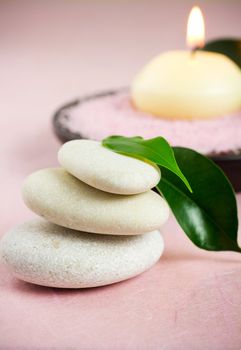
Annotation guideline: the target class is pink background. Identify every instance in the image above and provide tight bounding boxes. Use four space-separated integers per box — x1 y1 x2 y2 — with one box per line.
0 1 241 349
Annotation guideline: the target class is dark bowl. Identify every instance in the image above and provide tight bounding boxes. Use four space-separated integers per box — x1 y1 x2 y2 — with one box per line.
52 89 241 192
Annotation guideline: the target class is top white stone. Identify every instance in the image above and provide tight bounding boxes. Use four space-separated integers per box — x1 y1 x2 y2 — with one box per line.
58 140 161 194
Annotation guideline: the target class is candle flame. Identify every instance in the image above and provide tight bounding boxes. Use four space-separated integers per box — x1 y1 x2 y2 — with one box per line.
186 6 205 49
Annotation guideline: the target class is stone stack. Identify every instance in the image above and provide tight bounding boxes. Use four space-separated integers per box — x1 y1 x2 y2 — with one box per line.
0 140 170 288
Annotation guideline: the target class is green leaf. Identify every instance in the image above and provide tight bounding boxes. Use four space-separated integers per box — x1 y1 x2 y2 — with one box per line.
202 38 241 69
157 147 240 253
102 135 192 192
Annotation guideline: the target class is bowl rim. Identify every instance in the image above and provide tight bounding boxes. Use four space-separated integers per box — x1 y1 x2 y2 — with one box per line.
52 89 122 143
52 88 241 162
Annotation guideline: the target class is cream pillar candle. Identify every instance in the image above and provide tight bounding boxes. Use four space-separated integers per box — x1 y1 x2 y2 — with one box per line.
131 7 241 120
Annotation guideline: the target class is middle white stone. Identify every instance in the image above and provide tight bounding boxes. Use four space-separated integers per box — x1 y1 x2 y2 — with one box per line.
22 168 169 235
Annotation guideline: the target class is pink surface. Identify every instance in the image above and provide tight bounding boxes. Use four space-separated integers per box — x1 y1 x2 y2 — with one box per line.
0 1 241 349
68 92 241 154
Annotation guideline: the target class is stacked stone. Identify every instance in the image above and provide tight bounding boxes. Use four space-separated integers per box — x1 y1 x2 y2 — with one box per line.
0 140 170 288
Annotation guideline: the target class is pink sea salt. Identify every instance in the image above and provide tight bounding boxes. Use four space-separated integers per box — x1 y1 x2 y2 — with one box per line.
66 92 241 155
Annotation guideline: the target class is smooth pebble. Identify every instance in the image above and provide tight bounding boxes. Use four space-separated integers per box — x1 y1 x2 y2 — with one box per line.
58 140 161 194
22 168 169 235
0 219 164 288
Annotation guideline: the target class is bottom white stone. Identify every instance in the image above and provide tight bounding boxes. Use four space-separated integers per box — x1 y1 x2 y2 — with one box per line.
0 219 164 288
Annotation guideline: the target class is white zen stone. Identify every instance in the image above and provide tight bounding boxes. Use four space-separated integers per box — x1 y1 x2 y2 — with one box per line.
22 168 169 235
58 140 161 194
0 219 164 288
